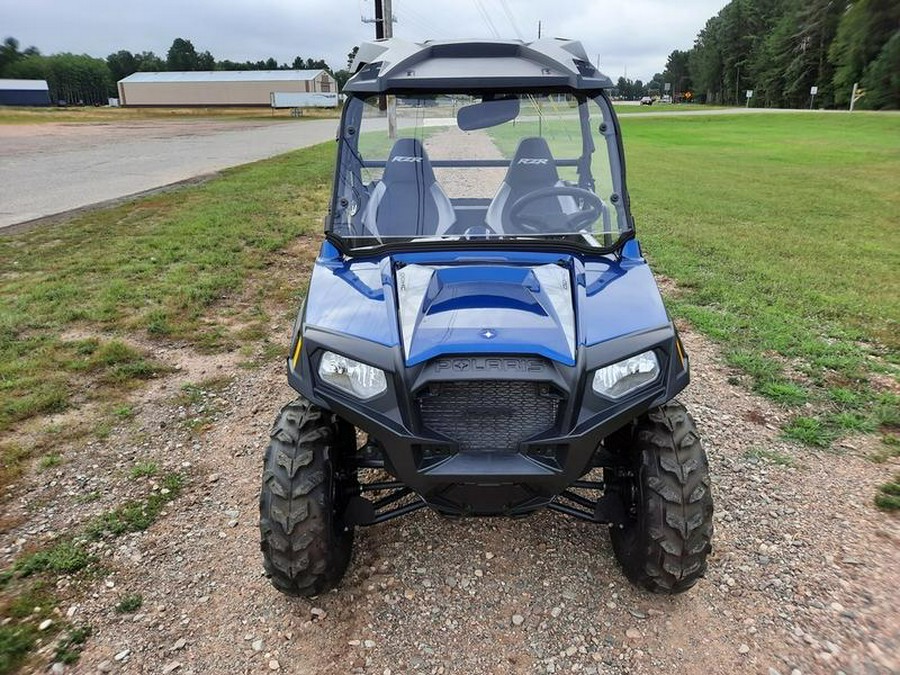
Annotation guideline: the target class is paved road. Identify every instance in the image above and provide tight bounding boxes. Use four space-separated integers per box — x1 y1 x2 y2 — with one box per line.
0 118 338 229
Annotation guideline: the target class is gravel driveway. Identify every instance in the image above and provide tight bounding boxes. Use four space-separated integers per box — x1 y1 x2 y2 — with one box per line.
2 245 896 674
0 118 338 229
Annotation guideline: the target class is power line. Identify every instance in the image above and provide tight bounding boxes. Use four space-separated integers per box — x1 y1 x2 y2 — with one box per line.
394 0 450 38
359 0 379 25
472 0 501 37
497 0 523 39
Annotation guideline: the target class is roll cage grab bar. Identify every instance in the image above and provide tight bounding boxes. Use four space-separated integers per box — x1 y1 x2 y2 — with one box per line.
359 158 582 169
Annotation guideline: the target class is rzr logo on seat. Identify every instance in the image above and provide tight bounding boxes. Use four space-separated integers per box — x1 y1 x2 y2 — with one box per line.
517 158 549 165
391 156 423 163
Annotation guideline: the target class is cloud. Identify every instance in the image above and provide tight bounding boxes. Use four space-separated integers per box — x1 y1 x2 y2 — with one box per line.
0 0 727 80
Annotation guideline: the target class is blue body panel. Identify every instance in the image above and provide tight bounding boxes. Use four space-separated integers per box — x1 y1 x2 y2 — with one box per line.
302 241 669 363
577 259 669 347
304 250 399 347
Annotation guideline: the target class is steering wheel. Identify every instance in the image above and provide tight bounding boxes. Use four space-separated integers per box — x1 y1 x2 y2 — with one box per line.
507 186 605 234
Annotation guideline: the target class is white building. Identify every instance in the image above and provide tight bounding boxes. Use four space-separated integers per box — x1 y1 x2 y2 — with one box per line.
117 70 338 107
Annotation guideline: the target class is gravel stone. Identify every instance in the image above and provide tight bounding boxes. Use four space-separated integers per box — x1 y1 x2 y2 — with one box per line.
1 266 896 674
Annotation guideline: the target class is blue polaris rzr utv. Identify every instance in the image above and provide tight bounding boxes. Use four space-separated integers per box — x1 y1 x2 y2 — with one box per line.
260 38 713 597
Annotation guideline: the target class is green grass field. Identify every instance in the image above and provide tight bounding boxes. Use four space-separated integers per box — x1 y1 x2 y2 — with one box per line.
613 103 730 115
622 113 899 445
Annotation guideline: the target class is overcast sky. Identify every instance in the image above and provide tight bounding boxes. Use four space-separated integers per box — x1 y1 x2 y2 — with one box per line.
0 0 728 81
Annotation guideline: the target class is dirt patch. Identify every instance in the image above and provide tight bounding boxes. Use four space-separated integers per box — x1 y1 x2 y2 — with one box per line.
653 274 685 299
1 287 898 675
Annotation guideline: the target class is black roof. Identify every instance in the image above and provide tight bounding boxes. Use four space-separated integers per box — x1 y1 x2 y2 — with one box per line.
344 38 614 94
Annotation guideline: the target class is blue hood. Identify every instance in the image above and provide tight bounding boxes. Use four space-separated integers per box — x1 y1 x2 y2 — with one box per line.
395 263 575 366
302 243 670 367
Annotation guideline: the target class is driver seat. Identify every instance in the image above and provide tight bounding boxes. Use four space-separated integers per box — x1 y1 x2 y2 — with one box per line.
362 138 456 238
485 137 578 234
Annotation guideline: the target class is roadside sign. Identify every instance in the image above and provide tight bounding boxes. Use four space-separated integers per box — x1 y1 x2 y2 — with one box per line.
664 82 670 92
810 86 818 95
745 90 753 98
850 82 866 111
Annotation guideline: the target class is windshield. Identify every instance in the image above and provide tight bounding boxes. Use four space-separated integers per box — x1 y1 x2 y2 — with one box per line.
329 92 631 253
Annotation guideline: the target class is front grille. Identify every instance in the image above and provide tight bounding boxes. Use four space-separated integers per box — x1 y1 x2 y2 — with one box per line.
418 381 559 452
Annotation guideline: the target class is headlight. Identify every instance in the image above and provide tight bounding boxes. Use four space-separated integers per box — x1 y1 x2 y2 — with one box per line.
318 351 387 399
592 350 660 399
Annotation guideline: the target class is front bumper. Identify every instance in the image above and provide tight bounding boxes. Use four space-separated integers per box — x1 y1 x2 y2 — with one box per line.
289 324 688 517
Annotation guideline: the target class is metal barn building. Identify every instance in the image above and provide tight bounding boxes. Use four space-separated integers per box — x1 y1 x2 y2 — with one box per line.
0 79 51 106
117 70 338 107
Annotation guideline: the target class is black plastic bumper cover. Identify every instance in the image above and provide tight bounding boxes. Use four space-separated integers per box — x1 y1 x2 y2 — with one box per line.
288 324 689 517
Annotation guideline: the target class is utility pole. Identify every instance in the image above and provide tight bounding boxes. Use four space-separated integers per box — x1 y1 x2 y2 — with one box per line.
367 0 388 112
537 21 542 39
383 0 393 39
383 0 396 139
374 0 384 39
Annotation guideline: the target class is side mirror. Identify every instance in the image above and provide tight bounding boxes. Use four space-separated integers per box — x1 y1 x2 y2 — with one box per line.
457 97 520 131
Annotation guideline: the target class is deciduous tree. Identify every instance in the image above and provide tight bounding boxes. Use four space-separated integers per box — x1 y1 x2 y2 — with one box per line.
166 38 200 71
